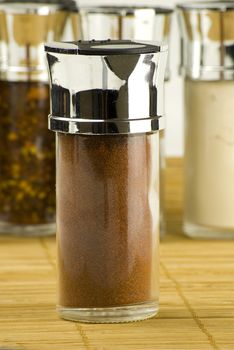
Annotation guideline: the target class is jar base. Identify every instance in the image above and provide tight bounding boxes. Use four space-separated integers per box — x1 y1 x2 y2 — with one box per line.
0 222 56 237
57 301 159 324
184 222 234 239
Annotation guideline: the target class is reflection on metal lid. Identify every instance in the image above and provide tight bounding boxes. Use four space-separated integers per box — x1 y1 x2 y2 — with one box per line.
91 44 146 49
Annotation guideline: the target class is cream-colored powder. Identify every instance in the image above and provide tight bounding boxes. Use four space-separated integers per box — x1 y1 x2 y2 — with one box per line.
185 79 234 232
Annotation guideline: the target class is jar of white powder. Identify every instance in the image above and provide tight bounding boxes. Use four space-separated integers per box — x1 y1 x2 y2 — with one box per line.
177 1 234 239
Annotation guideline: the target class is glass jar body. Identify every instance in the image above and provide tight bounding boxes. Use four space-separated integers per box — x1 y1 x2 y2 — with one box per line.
0 80 56 236
184 79 234 239
159 129 166 235
56 132 160 323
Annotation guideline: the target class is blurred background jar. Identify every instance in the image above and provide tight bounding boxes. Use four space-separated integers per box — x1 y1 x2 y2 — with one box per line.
0 0 80 236
177 1 234 239
80 5 173 237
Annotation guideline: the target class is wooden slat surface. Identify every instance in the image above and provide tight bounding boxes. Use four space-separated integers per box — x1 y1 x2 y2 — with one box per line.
1 158 234 350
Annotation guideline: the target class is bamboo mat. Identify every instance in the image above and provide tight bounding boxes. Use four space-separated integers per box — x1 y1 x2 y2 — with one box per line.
0 158 234 350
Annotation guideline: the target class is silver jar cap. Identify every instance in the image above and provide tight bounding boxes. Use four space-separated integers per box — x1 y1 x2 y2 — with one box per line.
177 1 234 80
0 0 79 81
0 0 78 13
45 40 168 135
80 6 173 15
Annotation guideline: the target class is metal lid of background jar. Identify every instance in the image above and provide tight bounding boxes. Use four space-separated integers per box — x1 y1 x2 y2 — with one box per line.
177 1 234 81
80 6 173 80
177 1 234 11
81 6 173 15
0 0 79 82
45 40 168 135
80 6 173 43
0 0 78 13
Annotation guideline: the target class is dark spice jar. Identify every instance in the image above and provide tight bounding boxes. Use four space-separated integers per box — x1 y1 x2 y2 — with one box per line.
45 40 168 323
0 0 80 236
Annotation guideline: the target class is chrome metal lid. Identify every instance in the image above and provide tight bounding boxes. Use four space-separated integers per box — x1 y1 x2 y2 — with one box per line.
177 1 234 80
45 40 168 135
45 40 167 55
0 0 78 12
81 6 173 15
177 1 234 10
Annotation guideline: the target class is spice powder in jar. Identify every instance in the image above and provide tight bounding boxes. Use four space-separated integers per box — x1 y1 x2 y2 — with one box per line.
57 133 159 308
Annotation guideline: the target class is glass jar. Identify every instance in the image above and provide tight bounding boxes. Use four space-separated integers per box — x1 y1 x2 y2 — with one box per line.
0 0 80 236
46 40 168 323
178 1 234 239
80 6 173 236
